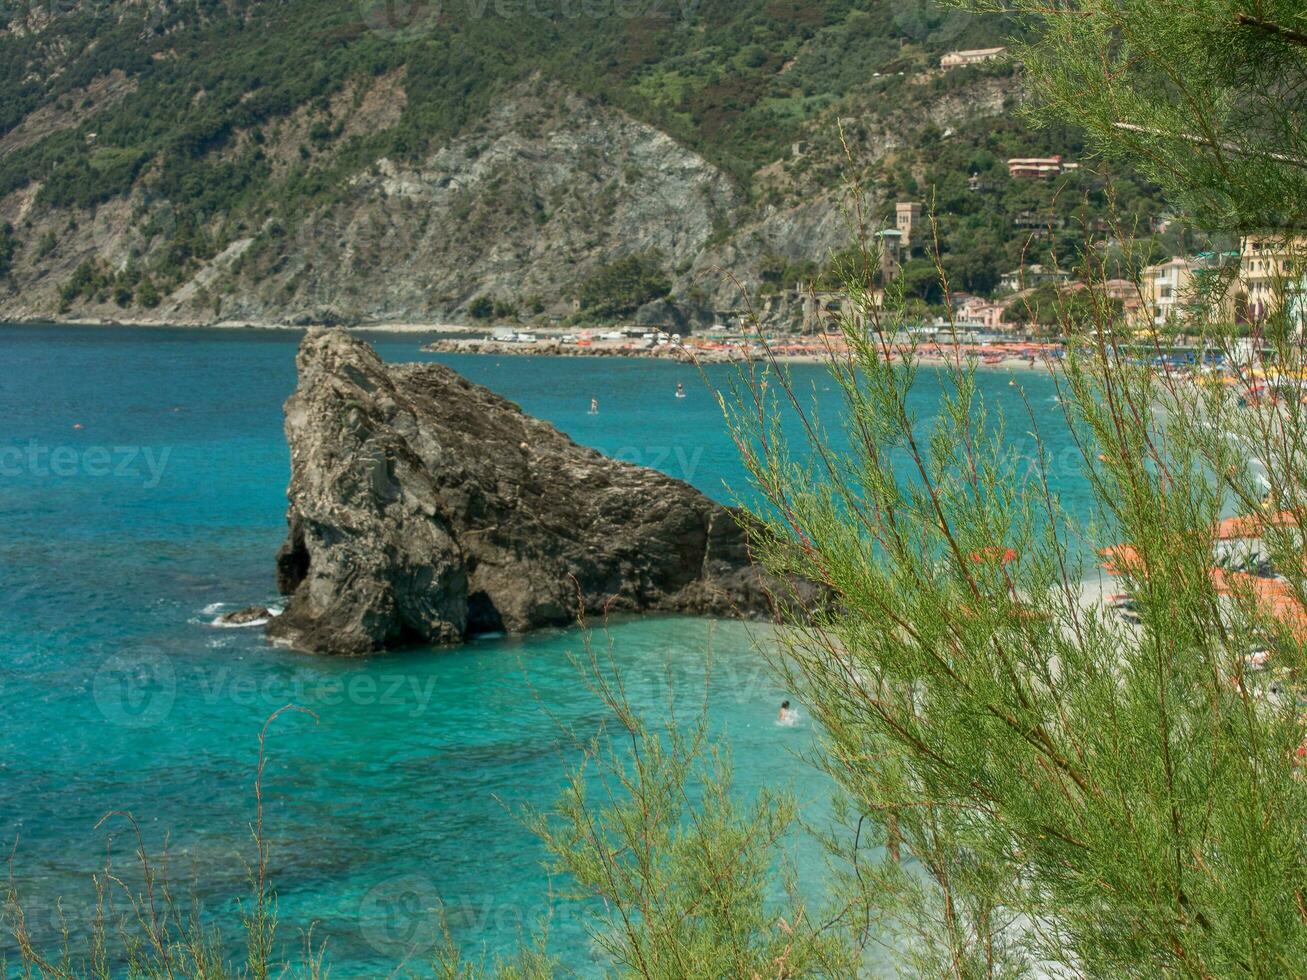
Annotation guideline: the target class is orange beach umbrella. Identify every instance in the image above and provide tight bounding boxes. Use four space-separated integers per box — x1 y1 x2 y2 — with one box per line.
1099 544 1145 577
1214 511 1299 541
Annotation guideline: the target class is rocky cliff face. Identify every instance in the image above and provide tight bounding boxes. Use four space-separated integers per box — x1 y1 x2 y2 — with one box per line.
0 78 741 326
220 82 739 325
268 329 780 654
0 68 1018 330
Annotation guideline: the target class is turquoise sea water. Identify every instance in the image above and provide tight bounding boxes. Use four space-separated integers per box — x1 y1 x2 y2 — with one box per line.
0 324 1091 975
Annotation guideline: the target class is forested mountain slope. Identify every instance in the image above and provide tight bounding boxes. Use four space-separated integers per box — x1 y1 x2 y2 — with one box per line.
0 0 1172 327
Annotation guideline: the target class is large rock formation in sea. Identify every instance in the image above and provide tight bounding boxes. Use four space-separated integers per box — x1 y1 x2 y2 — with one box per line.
267 329 780 655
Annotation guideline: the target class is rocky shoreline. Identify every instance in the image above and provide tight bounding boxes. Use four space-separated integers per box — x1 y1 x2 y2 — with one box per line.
421 336 762 363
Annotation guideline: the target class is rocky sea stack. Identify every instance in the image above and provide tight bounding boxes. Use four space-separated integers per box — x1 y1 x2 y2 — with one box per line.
267 329 781 654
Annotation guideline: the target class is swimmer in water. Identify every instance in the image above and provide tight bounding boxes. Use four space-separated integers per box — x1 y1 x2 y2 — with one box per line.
589 398 599 415
778 700 797 726
675 382 685 398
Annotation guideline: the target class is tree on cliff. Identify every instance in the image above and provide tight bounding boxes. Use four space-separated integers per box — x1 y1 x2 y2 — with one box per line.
577 252 672 321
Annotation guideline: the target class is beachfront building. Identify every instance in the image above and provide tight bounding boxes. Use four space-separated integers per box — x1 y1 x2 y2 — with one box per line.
801 290 845 334
1126 252 1240 331
1238 235 1307 333
957 295 1007 330
1134 257 1196 329
1007 156 1075 179
999 264 1069 292
940 47 1006 69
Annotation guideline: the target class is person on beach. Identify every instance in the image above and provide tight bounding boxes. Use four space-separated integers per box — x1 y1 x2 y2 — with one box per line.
778 700 797 726
589 397 599 415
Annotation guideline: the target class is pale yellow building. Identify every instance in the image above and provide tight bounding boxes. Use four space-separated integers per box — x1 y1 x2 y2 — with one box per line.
1129 241 1306 332
1238 235 1307 331
1135 257 1196 329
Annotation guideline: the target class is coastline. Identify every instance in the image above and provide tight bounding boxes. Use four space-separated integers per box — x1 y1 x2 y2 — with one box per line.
421 335 1064 371
1 315 1063 372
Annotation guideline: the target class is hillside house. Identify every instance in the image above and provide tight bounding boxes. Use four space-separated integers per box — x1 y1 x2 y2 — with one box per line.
1007 156 1073 179
1013 210 1066 231
957 296 1007 330
940 47 1006 69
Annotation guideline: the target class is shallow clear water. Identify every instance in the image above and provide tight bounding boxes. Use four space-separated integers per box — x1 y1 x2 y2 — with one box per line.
0 324 1087 975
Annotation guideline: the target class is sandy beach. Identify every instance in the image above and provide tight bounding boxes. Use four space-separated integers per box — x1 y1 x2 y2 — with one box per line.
1 316 1064 373
420 334 1065 371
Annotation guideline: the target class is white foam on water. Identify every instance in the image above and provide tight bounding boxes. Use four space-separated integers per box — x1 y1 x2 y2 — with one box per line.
195 599 283 628
210 615 270 628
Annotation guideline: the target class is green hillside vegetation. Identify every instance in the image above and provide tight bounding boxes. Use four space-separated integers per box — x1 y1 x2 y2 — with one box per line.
1 0 1011 212
0 0 1172 317
754 60 1176 303
891 114 1173 298
578 251 672 320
